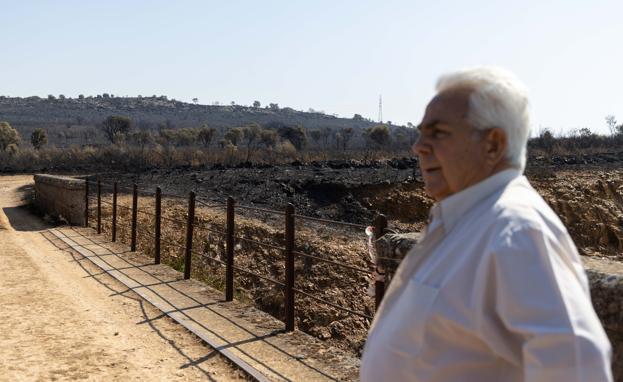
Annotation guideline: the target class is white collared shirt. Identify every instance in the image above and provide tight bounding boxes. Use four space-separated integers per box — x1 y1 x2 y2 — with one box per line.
361 169 612 382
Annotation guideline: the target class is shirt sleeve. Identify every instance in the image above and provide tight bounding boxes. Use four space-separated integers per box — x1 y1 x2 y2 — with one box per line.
485 224 612 382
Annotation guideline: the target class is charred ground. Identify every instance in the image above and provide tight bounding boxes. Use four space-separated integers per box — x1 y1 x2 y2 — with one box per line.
73 152 623 356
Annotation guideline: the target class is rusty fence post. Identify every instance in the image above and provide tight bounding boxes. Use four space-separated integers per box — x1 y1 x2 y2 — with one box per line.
374 214 388 310
155 187 162 265
284 203 295 331
84 177 89 227
226 196 235 301
184 191 195 280
97 180 101 234
131 183 138 251
112 182 117 242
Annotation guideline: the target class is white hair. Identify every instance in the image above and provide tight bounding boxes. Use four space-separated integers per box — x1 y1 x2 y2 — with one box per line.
436 66 531 171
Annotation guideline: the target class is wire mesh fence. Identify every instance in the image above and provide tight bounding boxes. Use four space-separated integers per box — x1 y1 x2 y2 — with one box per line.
85 177 391 331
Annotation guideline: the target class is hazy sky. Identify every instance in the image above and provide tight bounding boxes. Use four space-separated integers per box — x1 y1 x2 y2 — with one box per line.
2 1 622 134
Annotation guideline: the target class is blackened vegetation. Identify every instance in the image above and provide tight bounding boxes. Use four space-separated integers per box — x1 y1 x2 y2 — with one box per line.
97 158 421 225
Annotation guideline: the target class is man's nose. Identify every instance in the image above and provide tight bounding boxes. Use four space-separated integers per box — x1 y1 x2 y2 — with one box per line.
412 136 429 156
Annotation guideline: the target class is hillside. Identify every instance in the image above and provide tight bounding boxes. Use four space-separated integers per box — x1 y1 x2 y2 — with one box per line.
0 95 387 145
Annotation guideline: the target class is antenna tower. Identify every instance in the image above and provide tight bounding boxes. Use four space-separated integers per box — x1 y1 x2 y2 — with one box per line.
378 95 383 123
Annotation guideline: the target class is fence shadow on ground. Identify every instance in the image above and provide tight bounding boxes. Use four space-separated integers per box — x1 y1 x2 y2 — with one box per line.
40 229 222 382
46 226 344 381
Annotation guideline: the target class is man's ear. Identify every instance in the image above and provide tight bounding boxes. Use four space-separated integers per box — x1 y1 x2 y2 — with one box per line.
485 127 508 166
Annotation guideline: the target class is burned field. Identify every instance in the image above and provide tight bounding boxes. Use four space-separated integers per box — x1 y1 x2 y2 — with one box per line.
90 154 623 356
98 158 427 227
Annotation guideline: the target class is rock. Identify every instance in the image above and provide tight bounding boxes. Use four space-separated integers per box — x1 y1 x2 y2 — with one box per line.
375 232 421 282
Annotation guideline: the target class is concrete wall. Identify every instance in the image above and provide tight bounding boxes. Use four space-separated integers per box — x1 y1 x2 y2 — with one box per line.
376 233 623 380
34 174 86 225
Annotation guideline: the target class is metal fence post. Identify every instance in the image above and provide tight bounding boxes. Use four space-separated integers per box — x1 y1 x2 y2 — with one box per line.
226 196 235 301
284 203 295 331
155 187 161 265
184 191 195 280
112 182 117 242
374 214 388 310
97 180 101 234
131 183 138 251
84 177 89 227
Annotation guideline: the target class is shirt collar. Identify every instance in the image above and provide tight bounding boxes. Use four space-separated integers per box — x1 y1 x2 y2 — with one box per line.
429 168 521 234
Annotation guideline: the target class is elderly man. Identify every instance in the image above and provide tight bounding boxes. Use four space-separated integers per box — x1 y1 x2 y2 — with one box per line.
360 67 612 381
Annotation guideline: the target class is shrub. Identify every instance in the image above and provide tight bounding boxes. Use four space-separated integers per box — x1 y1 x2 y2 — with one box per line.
224 127 243 146
101 115 132 143
277 125 307 150
30 128 48 149
277 140 298 161
0 121 21 150
197 126 216 147
364 124 389 149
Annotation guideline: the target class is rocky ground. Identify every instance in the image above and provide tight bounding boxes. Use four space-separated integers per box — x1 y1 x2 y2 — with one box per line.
85 153 623 357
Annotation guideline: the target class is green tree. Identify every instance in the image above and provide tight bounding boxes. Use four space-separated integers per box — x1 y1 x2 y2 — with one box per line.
309 129 322 147
365 124 390 149
260 129 278 148
277 125 307 150
242 123 261 161
157 129 176 145
101 115 132 143
253 100 261 108
224 127 243 146
197 125 216 147
538 129 555 154
0 121 21 150
392 125 414 150
341 127 354 150
30 128 48 149
174 128 198 146
129 130 153 148
578 127 593 138
320 127 332 146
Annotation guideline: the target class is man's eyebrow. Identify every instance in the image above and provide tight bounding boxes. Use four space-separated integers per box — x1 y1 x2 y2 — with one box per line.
420 120 440 130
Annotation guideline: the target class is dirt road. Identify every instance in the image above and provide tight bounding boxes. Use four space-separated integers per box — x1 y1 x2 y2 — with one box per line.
0 175 245 381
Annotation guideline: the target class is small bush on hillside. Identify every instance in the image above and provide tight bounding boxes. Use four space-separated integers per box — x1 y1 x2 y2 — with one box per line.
0 121 21 150
101 115 132 143
30 128 48 149
364 124 389 149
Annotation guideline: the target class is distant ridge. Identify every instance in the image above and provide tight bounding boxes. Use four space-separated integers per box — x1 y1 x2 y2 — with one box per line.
0 96 388 134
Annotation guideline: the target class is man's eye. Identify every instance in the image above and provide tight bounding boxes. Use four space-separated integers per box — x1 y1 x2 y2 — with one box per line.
432 130 448 138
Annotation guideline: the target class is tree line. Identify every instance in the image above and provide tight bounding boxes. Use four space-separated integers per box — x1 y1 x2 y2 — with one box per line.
6 113 622 173
0 114 420 173
88 115 414 155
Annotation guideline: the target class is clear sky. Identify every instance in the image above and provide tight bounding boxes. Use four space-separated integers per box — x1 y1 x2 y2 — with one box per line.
2 0 622 134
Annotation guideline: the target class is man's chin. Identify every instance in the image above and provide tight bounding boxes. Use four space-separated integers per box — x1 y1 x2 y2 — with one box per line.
423 181 450 202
